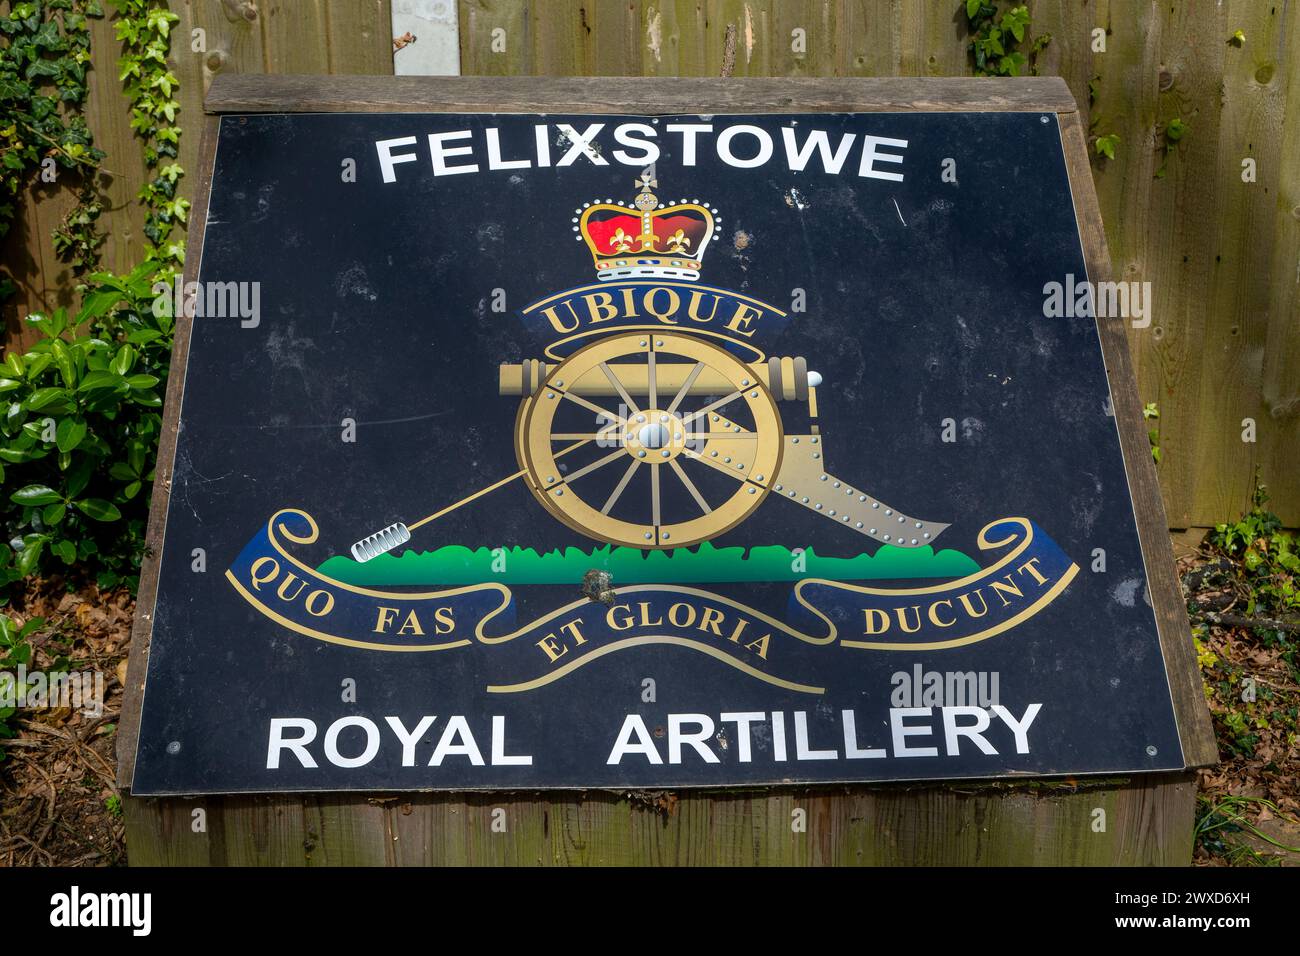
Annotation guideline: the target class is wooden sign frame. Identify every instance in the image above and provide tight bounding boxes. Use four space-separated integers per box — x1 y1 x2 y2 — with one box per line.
116 75 1214 865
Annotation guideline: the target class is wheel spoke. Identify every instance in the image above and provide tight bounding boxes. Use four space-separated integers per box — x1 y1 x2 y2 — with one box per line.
602 460 640 515
681 389 744 426
647 345 658 408
685 431 757 440
665 362 704 415
552 421 623 442
561 390 627 426
669 458 712 514
600 362 641 418
650 463 661 528
563 447 627 484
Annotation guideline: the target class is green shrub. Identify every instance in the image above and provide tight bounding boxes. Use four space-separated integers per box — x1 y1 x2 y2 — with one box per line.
0 612 42 755
1207 486 1300 618
1 260 172 595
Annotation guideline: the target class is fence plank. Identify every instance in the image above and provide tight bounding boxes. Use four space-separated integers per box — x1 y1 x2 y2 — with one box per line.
325 0 395 74
1258 1 1300 519
896 0 967 78
1139 0 1228 528
1194 1 1288 524
459 0 531 75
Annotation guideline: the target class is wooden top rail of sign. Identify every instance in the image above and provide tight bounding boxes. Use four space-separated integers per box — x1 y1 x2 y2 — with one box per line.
115 75 1217 793
202 74 1080 115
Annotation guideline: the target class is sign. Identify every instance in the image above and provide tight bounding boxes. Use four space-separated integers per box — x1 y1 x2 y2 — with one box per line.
128 106 1190 795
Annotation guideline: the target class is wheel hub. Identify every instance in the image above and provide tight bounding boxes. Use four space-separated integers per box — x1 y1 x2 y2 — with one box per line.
626 409 687 461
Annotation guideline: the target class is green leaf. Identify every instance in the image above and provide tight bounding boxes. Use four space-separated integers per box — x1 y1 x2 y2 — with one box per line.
16 539 46 576
51 540 76 565
10 484 62 506
25 386 72 410
55 417 86 452
74 498 121 522
76 288 125 323
76 369 127 392
24 353 52 380
50 338 76 387
111 344 136 375
42 503 66 526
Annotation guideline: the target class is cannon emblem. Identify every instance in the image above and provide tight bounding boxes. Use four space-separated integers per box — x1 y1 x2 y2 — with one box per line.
350 176 948 562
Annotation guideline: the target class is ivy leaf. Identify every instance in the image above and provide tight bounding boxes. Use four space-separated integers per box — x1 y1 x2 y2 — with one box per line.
1095 133 1120 160
74 498 121 522
1002 5 1030 42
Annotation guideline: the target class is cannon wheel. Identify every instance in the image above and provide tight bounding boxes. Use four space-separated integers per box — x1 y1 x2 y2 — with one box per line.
518 331 783 549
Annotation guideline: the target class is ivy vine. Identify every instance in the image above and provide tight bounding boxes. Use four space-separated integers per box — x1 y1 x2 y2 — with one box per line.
964 1 1051 77
110 0 185 275
0 0 105 295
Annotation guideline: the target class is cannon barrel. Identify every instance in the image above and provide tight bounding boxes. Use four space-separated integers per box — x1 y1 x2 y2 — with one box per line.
500 356 820 400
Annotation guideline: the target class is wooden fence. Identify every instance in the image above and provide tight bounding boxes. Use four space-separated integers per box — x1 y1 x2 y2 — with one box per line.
3 0 1297 530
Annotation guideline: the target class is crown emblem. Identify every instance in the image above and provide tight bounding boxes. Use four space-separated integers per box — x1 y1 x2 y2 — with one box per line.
574 172 718 281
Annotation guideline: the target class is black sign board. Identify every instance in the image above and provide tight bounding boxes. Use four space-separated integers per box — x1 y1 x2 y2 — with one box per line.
121 77 1213 795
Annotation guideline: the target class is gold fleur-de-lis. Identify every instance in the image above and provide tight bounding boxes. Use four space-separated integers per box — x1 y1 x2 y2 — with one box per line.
665 229 691 253
609 227 633 252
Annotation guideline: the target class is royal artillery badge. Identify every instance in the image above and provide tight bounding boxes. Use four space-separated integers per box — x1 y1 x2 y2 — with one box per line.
228 173 1079 683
